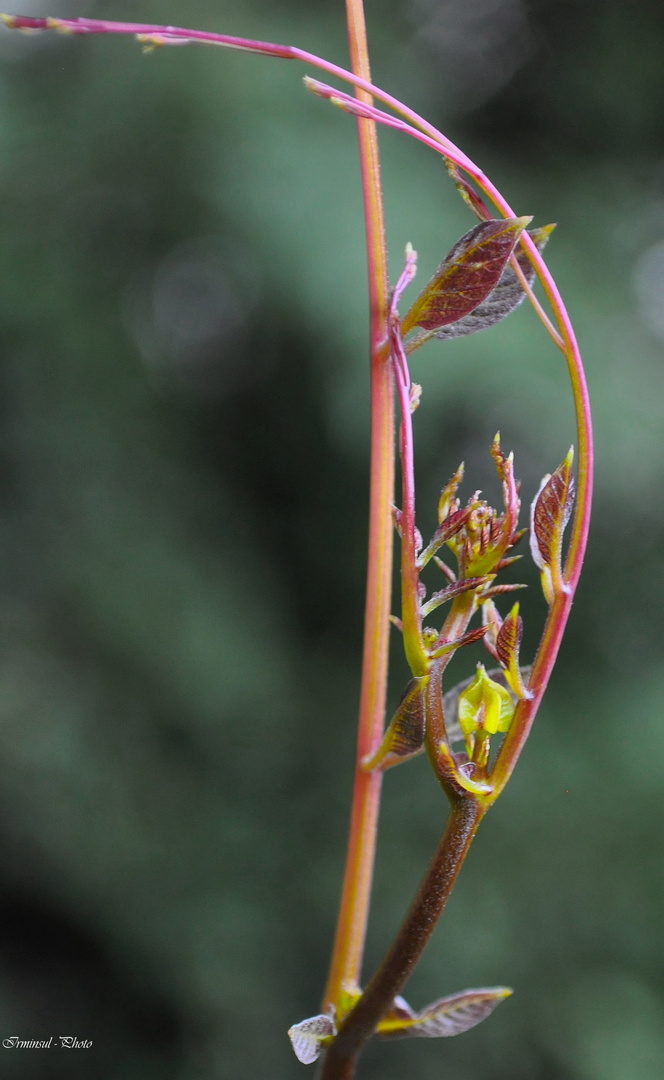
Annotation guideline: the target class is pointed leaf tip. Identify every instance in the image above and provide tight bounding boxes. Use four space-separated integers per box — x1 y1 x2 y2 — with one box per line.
288 1014 336 1064
401 217 531 336
496 603 531 699
378 986 513 1040
530 449 575 604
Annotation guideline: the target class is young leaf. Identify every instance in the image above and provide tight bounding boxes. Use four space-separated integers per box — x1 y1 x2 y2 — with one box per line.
288 1014 336 1064
495 602 531 700
428 624 487 660
444 158 491 220
438 462 464 525
420 576 489 618
401 217 532 336
417 503 475 569
481 597 503 661
406 225 554 351
361 677 427 772
530 448 575 604
377 986 513 1039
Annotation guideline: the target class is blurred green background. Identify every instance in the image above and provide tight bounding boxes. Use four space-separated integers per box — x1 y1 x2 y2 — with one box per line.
0 1 662 1078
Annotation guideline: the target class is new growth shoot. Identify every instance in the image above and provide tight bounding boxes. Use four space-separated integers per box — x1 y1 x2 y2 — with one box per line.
1 8 593 1080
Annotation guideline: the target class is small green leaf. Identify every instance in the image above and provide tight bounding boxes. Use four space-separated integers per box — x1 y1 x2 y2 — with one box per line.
401 217 531 336
377 986 513 1039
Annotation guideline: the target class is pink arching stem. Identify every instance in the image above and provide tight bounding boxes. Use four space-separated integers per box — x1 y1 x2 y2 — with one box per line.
3 18 592 614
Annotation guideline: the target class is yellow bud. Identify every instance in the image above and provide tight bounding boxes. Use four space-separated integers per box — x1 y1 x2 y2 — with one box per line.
457 664 514 743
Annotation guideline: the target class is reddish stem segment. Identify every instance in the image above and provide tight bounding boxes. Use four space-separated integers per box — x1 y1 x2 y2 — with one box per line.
321 0 392 1012
389 250 428 678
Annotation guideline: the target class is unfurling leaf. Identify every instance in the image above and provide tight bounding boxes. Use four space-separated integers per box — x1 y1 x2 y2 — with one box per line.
361 677 427 772
481 597 503 661
444 158 491 220
428 624 487 660
417 504 475 569
438 462 465 525
406 225 554 351
530 448 575 604
401 217 532 336
420 576 489 618
288 1013 336 1064
377 986 513 1040
495 602 532 700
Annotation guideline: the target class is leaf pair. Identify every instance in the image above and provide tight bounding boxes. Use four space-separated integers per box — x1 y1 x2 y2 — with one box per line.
288 987 512 1063
401 218 554 351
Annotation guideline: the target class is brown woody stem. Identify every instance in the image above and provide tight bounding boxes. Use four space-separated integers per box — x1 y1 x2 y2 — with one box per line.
320 796 484 1079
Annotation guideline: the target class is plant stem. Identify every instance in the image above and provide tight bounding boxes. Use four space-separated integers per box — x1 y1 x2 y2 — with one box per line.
389 254 429 679
320 797 484 1079
297 83 594 799
321 0 392 1013
9 10 593 1065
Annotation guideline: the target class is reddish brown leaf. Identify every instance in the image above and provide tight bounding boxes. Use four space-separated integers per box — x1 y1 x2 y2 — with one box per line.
417 504 475 569
480 583 526 598
429 624 487 660
362 677 427 772
530 449 575 603
496 602 531 699
444 159 491 220
496 604 523 672
420 576 489 618
437 463 465 525
423 225 555 344
401 217 531 335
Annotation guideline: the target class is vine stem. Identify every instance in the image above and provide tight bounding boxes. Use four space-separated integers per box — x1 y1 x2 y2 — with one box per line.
4 13 593 1074
321 0 392 1014
14 17 588 595
294 81 593 796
